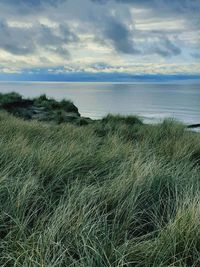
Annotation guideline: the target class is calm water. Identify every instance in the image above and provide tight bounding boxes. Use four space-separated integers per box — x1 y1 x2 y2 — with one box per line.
0 81 200 124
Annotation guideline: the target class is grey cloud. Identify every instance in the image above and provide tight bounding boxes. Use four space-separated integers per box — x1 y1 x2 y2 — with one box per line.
0 21 35 55
1 0 65 8
102 18 139 54
37 24 78 47
191 53 200 59
59 24 79 43
162 38 181 56
92 0 200 11
0 20 78 57
150 38 181 57
0 0 67 19
92 0 200 27
90 0 194 58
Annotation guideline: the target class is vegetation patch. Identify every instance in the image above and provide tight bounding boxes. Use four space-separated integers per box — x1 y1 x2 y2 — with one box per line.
0 94 199 266
0 92 88 125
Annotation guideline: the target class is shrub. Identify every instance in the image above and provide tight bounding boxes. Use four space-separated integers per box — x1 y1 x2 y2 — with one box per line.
60 99 79 114
0 92 22 107
34 95 79 114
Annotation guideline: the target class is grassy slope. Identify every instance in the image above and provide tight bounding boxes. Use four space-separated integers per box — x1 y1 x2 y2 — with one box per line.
0 111 200 267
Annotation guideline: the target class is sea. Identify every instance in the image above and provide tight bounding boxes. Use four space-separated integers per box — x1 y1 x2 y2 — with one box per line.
0 80 200 125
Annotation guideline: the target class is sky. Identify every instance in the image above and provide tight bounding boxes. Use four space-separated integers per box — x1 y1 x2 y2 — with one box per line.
0 0 200 81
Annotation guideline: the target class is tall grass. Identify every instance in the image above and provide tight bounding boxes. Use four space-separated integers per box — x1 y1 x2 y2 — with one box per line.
0 111 200 266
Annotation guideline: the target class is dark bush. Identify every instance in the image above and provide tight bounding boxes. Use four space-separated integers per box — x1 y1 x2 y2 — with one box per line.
60 99 79 114
34 95 79 114
0 92 23 108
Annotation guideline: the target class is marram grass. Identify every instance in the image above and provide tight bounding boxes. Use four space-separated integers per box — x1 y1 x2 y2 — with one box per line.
0 111 200 266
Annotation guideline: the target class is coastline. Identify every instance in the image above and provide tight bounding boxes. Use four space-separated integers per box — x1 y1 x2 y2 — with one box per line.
0 92 199 130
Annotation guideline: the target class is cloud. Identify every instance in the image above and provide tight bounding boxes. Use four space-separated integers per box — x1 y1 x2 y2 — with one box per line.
191 53 200 59
92 0 200 12
92 0 200 30
0 20 35 55
100 17 139 54
0 0 199 76
0 20 78 57
151 37 181 57
1 0 65 9
37 23 78 48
